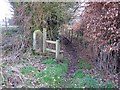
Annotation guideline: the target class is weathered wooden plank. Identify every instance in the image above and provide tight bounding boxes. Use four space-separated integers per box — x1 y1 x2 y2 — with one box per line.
46 48 56 53
43 28 47 53
60 50 64 53
46 40 56 44
56 40 60 59
46 48 63 53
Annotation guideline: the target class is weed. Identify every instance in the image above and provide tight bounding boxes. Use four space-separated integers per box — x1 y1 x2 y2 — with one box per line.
21 58 115 88
21 58 68 88
78 59 92 70
21 65 39 76
41 58 56 65
72 70 85 78
66 75 99 88
101 82 114 88
35 63 68 87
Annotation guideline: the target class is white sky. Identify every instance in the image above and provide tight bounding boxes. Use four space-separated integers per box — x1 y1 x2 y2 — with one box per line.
0 0 13 21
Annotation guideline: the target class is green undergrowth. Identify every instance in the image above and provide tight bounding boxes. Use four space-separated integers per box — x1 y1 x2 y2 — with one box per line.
65 76 99 88
64 68 99 88
35 59 68 87
102 82 114 88
21 65 39 76
21 58 114 88
21 58 68 88
78 59 92 70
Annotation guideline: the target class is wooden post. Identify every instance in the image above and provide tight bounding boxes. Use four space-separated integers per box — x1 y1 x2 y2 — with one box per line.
33 31 37 50
43 28 47 53
33 30 43 51
56 40 60 59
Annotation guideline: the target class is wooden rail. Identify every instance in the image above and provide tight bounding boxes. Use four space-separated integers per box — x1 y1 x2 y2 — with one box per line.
46 48 56 53
46 40 56 44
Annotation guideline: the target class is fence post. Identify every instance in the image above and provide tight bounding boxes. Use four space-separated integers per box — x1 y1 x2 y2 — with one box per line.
43 28 47 53
33 31 37 50
56 40 60 59
33 30 43 51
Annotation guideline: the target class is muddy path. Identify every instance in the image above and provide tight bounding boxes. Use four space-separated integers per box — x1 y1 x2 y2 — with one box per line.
60 35 79 78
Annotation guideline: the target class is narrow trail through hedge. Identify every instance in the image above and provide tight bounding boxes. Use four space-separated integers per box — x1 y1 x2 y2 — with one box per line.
60 35 79 78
